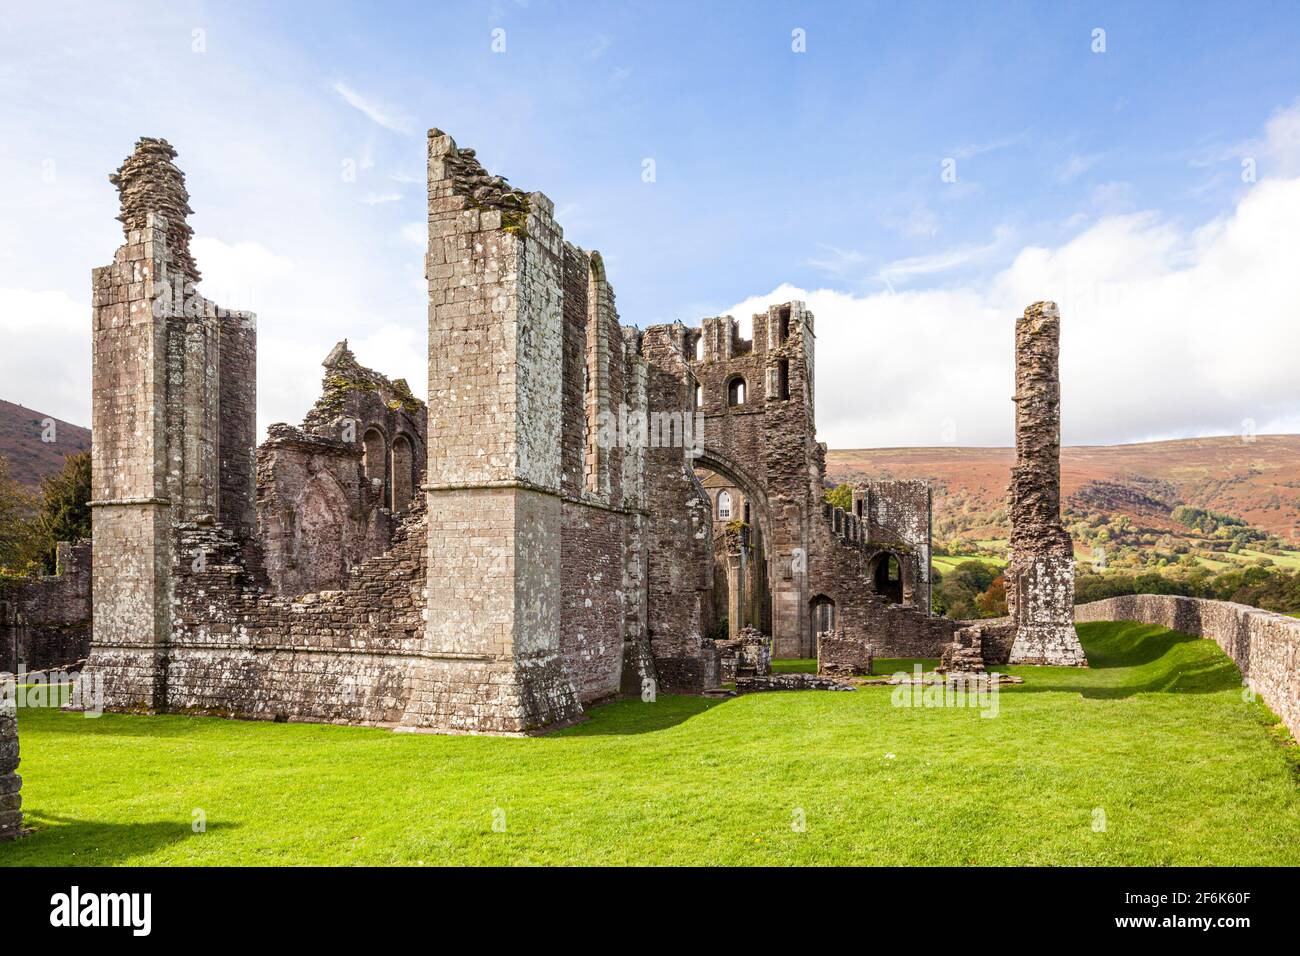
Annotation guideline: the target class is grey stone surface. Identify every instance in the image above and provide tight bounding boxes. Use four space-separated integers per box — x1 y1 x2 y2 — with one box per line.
1006 302 1087 666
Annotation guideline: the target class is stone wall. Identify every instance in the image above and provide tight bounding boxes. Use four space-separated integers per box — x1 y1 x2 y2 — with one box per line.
1075 596 1300 740
818 633 874 676
257 342 426 597
853 479 933 612
686 304 816 657
640 324 717 691
0 540 92 673
667 303 948 661
0 707 20 842
164 504 427 725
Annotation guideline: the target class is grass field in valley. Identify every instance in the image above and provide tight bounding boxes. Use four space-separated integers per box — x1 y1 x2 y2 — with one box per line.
2 621 1297 866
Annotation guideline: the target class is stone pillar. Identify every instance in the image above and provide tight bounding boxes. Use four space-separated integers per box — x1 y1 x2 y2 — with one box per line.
726 548 745 639
80 138 243 711
407 129 581 734
1006 302 1087 666
82 143 185 711
0 703 21 842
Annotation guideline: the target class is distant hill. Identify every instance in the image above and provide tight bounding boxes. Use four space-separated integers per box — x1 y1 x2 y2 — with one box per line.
827 436 1300 564
0 398 92 488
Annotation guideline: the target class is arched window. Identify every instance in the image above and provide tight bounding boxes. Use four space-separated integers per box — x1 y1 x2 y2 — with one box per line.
362 428 387 489
694 335 705 361
727 376 746 407
717 490 732 520
872 552 904 604
694 384 703 408
811 594 836 636
390 434 414 511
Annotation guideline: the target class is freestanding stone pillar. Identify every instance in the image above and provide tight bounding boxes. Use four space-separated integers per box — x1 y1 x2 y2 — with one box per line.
407 129 582 734
79 138 257 712
0 703 21 842
1006 302 1087 666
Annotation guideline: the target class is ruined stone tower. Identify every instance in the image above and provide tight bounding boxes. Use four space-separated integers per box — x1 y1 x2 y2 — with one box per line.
1006 302 1086 666
80 138 257 709
413 130 586 733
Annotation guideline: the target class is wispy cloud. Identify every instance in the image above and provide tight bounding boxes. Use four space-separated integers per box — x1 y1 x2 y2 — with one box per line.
877 229 1012 287
1056 153 1101 182
953 130 1028 160
806 227 1012 290
362 192 403 205
884 204 940 239
332 80 414 135
587 34 612 60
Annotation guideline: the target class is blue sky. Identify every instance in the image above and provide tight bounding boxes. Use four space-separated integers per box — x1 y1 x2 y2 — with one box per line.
2 1 1299 447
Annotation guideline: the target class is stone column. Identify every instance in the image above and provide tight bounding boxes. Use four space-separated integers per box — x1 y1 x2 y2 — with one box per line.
726 545 745 639
1006 302 1087 666
79 138 241 712
406 129 582 734
0 704 21 842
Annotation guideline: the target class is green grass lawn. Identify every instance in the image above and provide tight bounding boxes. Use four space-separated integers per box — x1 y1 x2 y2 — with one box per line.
1235 548 1300 571
932 553 1007 575
2 621 1297 866
772 657 940 677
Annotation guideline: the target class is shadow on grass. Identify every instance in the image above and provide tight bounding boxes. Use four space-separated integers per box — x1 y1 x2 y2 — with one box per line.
1012 623 1244 699
556 695 721 736
1 814 238 867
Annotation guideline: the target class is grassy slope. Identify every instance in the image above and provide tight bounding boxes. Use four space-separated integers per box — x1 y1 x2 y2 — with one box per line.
3 622 1297 866
932 553 1007 575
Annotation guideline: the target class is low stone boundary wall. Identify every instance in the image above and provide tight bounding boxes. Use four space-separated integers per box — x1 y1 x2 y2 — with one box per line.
0 707 20 842
1075 595 1300 740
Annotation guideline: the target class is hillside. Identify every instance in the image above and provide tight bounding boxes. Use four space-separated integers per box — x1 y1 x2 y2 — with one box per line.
0 398 92 488
827 436 1300 566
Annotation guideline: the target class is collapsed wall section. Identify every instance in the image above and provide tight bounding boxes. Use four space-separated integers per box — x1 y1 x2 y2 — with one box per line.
0 540 92 673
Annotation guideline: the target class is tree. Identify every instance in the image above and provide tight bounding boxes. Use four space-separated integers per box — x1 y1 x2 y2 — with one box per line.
975 574 1008 617
0 455 40 579
824 483 853 512
31 452 92 574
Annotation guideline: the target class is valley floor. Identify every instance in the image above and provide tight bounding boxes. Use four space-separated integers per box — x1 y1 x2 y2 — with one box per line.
2 622 1297 866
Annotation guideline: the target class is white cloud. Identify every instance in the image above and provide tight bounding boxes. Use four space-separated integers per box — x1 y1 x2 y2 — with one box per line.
953 131 1027 160
1056 153 1101 182
0 287 89 425
332 81 414 135
192 236 427 439
726 169 1300 449
361 192 403 205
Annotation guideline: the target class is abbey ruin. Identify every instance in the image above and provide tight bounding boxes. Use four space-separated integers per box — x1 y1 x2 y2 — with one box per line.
2 130 1093 738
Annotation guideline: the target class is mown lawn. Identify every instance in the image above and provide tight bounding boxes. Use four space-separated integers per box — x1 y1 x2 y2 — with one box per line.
2 621 1297 866
931 553 1007 575
773 657 940 676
